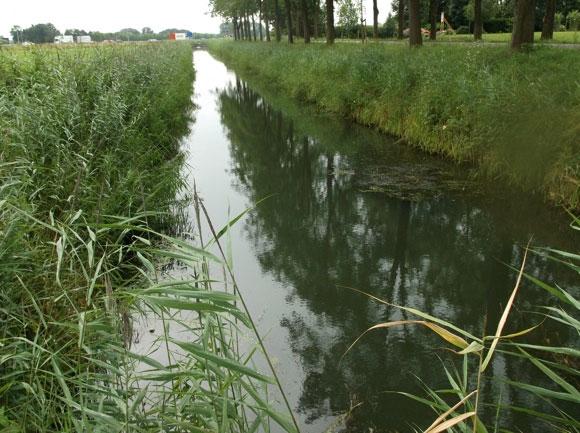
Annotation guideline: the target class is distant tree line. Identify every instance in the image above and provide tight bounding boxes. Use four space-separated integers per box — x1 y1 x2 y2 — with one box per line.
210 0 580 49
8 24 218 44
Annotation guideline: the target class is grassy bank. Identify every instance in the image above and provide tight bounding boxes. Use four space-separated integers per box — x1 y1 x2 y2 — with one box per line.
208 40 580 210
0 43 294 432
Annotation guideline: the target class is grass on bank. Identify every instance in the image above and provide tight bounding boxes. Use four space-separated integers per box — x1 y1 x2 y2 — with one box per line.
208 40 580 210
0 43 295 432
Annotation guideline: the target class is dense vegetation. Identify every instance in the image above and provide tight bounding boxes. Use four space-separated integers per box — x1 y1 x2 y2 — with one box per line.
0 43 294 432
208 40 580 209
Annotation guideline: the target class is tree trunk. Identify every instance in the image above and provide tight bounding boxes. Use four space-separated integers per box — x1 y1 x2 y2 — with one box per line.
246 14 252 40
295 7 301 38
301 0 311 42
259 1 264 40
511 0 535 49
265 0 271 41
409 0 422 46
541 0 556 39
284 0 294 43
233 17 239 40
429 0 438 40
398 0 405 39
325 0 335 44
474 0 483 40
313 0 320 38
373 0 379 38
252 14 257 40
274 0 282 41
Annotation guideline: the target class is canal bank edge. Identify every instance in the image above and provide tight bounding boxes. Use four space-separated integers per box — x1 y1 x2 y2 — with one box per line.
207 40 580 212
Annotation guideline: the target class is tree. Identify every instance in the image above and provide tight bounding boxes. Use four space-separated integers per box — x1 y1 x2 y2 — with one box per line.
65 28 88 36
397 0 405 39
448 0 470 29
474 0 483 39
300 0 312 42
326 0 335 43
384 13 397 37
284 0 294 42
10 26 22 43
313 0 321 38
275 0 283 41
511 0 535 49
142 27 154 34
429 0 438 40
567 10 580 30
408 0 423 46
337 0 359 35
541 0 556 39
17 23 60 44
264 0 271 41
373 0 379 38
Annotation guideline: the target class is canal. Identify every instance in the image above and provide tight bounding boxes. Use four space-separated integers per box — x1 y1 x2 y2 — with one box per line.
175 49 577 433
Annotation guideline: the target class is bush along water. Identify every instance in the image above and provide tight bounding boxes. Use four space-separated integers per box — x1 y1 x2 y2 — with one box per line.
0 43 297 432
208 40 580 210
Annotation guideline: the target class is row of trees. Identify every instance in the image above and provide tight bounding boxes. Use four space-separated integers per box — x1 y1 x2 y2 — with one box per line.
211 0 338 44
210 0 579 49
8 24 216 44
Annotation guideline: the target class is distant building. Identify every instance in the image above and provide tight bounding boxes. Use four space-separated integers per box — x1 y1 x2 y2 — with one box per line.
76 35 92 43
169 32 187 41
55 35 74 44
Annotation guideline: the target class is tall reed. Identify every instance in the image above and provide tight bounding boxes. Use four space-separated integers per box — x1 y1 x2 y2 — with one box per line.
0 43 296 432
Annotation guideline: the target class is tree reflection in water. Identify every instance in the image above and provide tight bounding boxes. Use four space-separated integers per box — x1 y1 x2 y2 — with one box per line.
216 78 578 432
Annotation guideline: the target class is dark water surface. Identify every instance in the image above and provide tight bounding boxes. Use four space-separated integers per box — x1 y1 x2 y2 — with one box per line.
185 50 577 433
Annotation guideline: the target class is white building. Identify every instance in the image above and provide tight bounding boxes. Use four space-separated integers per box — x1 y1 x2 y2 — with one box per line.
55 35 74 44
76 35 92 43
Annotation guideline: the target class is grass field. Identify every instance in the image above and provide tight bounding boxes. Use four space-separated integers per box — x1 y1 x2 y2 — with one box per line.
301 31 580 45
209 40 580 210
436 30 580 44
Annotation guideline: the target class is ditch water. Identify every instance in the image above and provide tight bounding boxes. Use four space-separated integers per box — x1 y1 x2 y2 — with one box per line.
176 50 578 432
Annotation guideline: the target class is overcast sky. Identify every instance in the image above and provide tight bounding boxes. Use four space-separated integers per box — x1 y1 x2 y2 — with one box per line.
1 0 392 39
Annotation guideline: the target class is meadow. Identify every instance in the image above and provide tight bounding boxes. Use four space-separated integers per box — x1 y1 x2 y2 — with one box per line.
0 43 295 432
208 40 580 210
435 31 580 44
